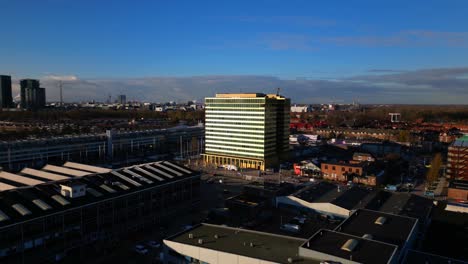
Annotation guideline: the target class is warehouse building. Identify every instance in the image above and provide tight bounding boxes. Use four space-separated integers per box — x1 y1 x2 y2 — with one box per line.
0 125 204 171
0 161 200 263
163 222 400 264
276 182 433 224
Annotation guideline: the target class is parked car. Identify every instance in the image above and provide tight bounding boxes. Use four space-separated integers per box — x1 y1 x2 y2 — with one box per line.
134 244 149 255
147 240 161 248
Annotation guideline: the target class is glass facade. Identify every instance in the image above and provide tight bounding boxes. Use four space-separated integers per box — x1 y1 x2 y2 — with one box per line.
203 93 290 170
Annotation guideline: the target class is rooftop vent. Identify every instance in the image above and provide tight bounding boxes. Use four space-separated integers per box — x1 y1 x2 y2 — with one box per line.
374 216 387 225
214 234 219 239
0 210 10 222
12 204 32 216
250 242 255 247
341 239 358 252
198 239 203 245
188 233 194 239
362 234 373 240
287 257 293 263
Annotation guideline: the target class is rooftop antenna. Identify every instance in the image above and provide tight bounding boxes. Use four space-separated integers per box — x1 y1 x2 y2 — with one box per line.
58 80 63 106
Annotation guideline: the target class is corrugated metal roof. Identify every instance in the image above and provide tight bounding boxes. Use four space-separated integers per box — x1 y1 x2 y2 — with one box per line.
133 167 164 182
0 171 45 186
123 169 153 184
155 162 183 176
0 182 16 191
144 165 174 179
164 161 192 174
63 162 112 173
21 168 71 181
111 171 142 187
42 165 91 177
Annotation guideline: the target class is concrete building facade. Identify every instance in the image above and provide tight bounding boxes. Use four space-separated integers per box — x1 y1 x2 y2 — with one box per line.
447 135 468 180
203 93 290 170
20 79 46 109
0 75 13 108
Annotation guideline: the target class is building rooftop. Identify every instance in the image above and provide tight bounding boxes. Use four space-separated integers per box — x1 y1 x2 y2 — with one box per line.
336 209 418 248
452 135 468 147
369 191 433 223
301 229 398 264
0 161 198 229
215 93 267 98
449 180 468 190
403 249 468 264
165 223 317 264
293 182 375 210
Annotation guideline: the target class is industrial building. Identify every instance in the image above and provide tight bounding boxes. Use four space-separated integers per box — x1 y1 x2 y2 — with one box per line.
20 79 46 109
163 209 420 264
447 135 468 180
203 93 290 170
0 160 200 263
0 75 13 108
0 125 204 171
335 209 418 261
163 218 404 264
276 182 433 224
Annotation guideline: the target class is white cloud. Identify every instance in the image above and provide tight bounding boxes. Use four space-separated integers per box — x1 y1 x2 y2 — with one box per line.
42 75 78 81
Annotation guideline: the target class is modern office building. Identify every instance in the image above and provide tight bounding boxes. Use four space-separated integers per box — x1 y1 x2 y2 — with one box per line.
117 94 126 105
203 93 290 170
447 135 468 180
0 160 200 263
0 75 13 108
20 79 46 109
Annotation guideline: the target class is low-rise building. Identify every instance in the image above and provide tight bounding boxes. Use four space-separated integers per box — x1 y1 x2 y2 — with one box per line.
335 209 418 261
447 180 468 202
277 182 433 224
163 223 399 264
0 161 200 263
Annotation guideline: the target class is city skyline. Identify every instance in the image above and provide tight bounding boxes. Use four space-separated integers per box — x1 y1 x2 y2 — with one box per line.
1 1 468 103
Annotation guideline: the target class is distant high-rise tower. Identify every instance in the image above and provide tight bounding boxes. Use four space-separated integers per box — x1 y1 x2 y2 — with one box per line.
0 75 13 108
20 79 46 109
203 92 290 170
117 94 127 105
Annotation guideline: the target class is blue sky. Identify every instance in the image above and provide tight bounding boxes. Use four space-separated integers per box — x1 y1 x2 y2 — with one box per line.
1 0 468 103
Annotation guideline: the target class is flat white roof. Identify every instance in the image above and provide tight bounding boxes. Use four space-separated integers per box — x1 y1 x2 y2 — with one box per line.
63 162 112 173
21 168 71 181
0 171 45 186
42 164 91 177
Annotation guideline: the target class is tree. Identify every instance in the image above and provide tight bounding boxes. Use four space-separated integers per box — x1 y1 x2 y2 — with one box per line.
426 153 442 185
